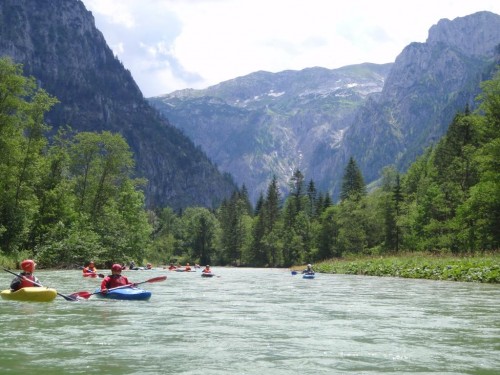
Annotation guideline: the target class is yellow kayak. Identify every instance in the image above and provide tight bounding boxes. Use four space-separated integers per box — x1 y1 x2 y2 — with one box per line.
1 287 58 302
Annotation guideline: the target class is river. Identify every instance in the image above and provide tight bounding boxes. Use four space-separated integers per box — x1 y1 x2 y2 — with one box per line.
1 268 499 374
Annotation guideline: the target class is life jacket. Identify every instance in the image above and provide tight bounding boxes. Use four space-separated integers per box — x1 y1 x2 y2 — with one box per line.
185 266 191 271
83 267 96 274
19 274 38 288
102 274 130 289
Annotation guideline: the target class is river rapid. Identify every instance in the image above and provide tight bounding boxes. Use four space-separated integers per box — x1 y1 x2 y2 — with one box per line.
1 268 499 374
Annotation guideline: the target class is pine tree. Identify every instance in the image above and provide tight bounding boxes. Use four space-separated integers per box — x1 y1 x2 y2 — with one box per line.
306 179 317 218
340 157 366 201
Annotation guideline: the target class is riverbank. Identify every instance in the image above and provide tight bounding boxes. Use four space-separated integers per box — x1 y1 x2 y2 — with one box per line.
298 252 499 283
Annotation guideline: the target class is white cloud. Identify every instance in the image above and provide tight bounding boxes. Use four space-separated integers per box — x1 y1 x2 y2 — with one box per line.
81 0 500 97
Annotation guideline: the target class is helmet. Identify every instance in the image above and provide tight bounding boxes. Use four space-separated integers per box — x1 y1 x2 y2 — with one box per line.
307 264 312 267
186 263 190 266
89 261 94 265
111 264 122 272
21 259 36 273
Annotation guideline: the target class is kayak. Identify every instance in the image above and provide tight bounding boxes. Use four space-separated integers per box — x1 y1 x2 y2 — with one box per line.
303 273 315 279
93 287 151 301
1 287 58 302
201 273 214 278
83 273 97 278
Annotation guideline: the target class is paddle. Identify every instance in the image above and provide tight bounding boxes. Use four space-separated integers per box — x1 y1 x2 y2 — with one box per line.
83 270 105 278
70 275 167 300
3 268 78 302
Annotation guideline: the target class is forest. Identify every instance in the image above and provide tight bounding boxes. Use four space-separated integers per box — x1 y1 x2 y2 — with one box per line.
0 57 499 269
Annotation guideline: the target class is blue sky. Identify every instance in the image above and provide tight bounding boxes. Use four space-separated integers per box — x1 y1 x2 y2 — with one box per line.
81 0 500 97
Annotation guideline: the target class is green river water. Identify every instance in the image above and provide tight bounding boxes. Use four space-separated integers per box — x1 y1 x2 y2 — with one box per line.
1 268 499 374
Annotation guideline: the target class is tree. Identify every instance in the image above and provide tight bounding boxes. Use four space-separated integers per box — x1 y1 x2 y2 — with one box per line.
181 207 220 265
340 157 366 201
0 57 58 254
306 179 318 218
456 71 500 250
218 188 253 265
316 206 340 259
289 169 305 214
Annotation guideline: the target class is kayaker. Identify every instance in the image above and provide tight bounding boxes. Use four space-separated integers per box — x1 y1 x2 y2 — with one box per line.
10 259 42 291
302 264 315 275
101 264 135 294
167 262 177 270
82 261 97 275
146 263 152 269
184 263 192 272
202 265 212 274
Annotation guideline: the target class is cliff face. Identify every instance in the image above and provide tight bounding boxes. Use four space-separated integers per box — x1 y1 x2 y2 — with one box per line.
151 11 500 201
344 11 500 188
0 0 236 210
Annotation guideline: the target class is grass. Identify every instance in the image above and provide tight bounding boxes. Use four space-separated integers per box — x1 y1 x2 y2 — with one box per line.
299 252 500 283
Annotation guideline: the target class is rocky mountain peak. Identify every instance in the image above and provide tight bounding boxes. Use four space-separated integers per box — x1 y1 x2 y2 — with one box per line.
427 11 500 57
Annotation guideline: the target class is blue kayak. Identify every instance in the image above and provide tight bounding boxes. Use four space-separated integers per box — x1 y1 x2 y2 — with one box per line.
94 287 151 301
303 273 315 279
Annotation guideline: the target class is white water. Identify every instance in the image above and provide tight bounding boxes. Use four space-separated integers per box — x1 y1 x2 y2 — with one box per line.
1 268 499 374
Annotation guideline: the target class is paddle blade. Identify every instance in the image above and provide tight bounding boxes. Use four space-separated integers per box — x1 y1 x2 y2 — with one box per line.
59 293 79 301
145 276 167 283
70 291 93 300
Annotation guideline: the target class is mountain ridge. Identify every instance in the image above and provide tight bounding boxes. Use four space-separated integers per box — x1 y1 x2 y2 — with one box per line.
150 62 392 202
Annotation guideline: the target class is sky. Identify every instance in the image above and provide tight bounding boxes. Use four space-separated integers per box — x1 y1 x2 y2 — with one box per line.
81 0 500 98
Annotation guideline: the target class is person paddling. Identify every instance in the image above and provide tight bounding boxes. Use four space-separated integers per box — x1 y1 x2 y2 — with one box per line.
100 264 135 294
184 263 192 272
82 261 97 276
10 259 42 291
167 262 177 271
302 264 315 275
202 265 212 274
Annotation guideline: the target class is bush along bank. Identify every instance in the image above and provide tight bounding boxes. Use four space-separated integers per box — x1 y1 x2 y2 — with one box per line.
312 253 500 283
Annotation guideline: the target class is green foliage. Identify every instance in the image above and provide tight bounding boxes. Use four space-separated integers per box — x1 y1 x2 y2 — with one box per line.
181 207 220 265
0 57 58 255
0 58 151 267
340 157 366 201
314 253 500 283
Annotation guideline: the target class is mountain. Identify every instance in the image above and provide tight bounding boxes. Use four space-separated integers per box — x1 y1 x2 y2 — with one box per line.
0 0 236 210
150 63 392 202
150 11 500 202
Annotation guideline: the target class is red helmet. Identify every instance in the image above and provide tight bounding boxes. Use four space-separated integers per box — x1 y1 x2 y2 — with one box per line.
21 259 36 273
111 264 122 272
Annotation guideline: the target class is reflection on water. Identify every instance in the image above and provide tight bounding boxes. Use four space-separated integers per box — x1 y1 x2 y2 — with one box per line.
1 268 499 374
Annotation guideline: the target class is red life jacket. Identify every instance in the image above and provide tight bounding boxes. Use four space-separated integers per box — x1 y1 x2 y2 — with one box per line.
101 275 130 289
83 266 97 274
19 274 37 288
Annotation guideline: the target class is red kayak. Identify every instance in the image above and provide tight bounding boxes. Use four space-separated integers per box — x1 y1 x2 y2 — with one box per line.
83 273 97 278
